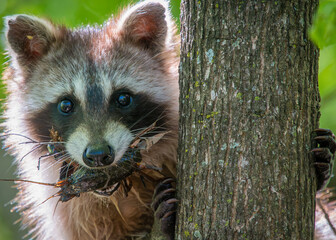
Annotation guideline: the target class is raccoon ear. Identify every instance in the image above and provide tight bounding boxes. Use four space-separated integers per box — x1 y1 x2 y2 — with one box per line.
4 15 61 66
117 0 172 53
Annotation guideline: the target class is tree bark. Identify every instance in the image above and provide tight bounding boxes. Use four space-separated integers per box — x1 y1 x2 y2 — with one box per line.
177 1 319 239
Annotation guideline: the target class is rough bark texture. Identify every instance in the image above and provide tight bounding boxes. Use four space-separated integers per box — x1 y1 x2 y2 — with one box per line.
177 1 319 239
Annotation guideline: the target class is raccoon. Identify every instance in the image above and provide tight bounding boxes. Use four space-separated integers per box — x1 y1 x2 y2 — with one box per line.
2 0 178 239
3 0 336 239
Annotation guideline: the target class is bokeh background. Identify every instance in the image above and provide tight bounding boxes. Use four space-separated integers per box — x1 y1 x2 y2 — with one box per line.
0 0 334 239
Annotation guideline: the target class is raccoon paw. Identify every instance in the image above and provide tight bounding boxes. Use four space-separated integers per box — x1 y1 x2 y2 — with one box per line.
312 128 336 191
151 178 178 240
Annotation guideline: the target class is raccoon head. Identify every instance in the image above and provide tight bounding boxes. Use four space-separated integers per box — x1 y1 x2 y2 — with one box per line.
4 0 178 170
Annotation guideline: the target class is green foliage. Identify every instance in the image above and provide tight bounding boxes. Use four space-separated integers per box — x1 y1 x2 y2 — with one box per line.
0 0 181 27
310 1 336 49
311 0 336 133
0 212 13 240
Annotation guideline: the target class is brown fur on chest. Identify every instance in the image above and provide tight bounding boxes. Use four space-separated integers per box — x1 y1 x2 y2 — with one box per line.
59 172 167 240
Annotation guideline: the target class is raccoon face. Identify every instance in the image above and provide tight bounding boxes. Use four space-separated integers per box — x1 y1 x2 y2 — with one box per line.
4 1 178 169
44 83 169 169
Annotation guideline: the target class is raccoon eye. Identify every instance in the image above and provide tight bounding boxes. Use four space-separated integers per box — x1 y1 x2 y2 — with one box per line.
116 93 133 107
58 99 74 115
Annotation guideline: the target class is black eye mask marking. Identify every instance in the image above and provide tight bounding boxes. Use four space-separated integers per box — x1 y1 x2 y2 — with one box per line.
110 90 169 135
26 87 169 147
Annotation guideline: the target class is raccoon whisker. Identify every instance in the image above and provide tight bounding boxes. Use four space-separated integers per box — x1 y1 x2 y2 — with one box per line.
130 109 169 139
130 126 151 134
118 163 138 175
18 141 45 145
58 153 71 162
137 130 169 136
48 155 72 170
37 150 67 170
153 137 175 143
141 135 175 142
118 116 124 123
154 106 168 120
7 128 56 142
132 111 169 139
2 133 62 147
38 153 53 170
149 105 168 124
1 133 39 143
49 164 67 176
113 152 143 174
129 123 158 146
53 198 62 217
33 133 56 141
39 150 68 160
130 127 168 141
64 159 77 179
38 153 71 175
19 141 66 145
20 144 44 162
130 124 166 134
128 105 162 130
40 152 70 167
39 161 63 175
113 160 135 173
37 192 61 207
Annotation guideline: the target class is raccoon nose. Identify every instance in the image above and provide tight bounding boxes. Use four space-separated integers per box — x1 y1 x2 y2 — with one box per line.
83 145 115 167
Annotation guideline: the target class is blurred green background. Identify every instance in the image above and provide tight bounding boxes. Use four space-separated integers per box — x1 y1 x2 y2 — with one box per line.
0 0 335 239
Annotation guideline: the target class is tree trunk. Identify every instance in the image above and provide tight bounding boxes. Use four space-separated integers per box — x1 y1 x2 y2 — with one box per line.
177 1 319 239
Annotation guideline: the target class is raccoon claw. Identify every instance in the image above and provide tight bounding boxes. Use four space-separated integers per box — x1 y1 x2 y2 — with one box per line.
152 178 177 240
312 128 336 191
314 128 335 136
